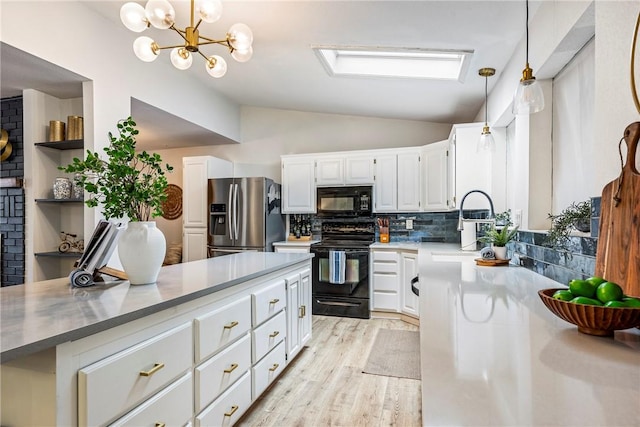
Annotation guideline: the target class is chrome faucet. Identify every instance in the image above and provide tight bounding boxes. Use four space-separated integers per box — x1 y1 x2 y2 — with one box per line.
457 190 495 231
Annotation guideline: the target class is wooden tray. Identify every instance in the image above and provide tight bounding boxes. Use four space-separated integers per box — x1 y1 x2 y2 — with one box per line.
287 235 312 241
475 258 510 266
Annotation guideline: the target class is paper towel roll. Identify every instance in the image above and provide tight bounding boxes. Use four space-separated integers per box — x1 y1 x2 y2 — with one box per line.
460 222 476 250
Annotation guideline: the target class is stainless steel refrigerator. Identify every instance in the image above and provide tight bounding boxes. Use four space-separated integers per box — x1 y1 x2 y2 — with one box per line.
207 177 285 257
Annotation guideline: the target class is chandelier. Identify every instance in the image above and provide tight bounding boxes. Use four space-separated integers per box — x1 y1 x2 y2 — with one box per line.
120 0 253 78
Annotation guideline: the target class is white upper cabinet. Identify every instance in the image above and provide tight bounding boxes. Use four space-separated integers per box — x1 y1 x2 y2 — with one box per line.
344 155 375 184
315 157 344 186
374 154 397 212
183 156 233 228
422 140 451 211
397 150 421 211
281 156 316 213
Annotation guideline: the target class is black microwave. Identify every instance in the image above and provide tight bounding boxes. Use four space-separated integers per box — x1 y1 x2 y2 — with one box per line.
316 186 372 218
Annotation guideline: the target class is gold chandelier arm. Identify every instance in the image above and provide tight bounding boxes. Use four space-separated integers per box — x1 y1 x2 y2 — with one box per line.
169 25 189 42
631 11 640 115
154 43 188 51
198 34 230 44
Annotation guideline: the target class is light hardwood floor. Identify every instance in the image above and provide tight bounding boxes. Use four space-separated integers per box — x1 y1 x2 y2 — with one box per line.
238 315 422 427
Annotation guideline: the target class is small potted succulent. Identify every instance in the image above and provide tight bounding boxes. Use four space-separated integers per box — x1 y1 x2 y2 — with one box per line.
479 225 519 259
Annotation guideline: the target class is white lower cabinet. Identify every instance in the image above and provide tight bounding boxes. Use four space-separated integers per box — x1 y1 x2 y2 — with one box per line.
195 333 252 413
109 372 193 427
401 251 419 317
371 248 420 319
195 371 253 427
252 341 287 397
252 310 286 362
285 268 312 360
78 322 193 427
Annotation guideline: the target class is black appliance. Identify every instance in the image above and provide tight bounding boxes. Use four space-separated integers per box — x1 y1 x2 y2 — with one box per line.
316 186 372 218
310 220 374 319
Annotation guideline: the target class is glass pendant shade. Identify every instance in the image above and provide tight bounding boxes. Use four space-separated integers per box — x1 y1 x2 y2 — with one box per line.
170 48 193 70
478 128 496 152
133 36 159 62
145 0 175 29
196 0 223 23
513 77 545 114
120 2 148 32
228 23 253 51
231 46 253 63
206 55 228 78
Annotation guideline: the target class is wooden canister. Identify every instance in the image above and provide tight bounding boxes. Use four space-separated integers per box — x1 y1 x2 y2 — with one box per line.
49 120 65 142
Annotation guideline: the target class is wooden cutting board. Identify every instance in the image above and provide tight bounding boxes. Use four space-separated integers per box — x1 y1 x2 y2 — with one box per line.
595 122 640 297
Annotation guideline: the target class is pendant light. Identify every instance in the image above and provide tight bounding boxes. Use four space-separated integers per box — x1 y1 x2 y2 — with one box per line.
513 0 545 114
478 67 496 152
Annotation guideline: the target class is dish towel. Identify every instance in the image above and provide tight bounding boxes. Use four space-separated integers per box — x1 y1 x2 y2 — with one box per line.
329 250 346 284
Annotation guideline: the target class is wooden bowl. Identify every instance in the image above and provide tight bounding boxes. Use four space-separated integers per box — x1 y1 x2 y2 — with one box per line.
538 288 640 336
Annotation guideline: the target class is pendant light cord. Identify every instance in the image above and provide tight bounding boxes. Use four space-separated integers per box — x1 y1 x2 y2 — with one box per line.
525 0 529 65
485 75 489 125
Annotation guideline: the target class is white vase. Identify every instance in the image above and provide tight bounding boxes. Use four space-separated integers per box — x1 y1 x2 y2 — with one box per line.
492 245 508 260
118 221 166 285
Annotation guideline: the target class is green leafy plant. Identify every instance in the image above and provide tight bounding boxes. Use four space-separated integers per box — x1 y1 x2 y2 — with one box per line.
60 117 173 221
545 200 591 249
479 225 519 247
494 209 512 227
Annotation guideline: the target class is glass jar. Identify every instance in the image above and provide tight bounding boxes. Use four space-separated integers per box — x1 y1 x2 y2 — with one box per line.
53 177 72 199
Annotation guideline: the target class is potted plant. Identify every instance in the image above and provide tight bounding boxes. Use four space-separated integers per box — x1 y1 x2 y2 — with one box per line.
545 200 591 249
479 225 519 259
60 117 174 285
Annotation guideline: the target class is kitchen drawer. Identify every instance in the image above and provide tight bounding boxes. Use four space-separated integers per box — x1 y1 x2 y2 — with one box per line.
372 251 398 262
373 291 399 311
195 371 252 427
195 332 251 413
78 322 193 427
252 279 286 326
252 340 286 398
195 295 251 362
252 310 286 362
373 261 398 274
373 273 398 291
108 372 193 427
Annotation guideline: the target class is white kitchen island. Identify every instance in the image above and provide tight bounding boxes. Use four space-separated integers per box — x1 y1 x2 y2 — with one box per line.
1 252 312 426
418 248 640 427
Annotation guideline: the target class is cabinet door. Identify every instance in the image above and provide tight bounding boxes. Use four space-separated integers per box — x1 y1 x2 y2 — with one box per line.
285 272 301 359
299 268 312 346
183 228 207 262
422 140 450 211
183 157 209 228
451 125 492 209
397 151 421 211
345 155 375 184
374 155 397 212
371 250 399 311
282 157 316 213
315 157 344 186
401 252 419 317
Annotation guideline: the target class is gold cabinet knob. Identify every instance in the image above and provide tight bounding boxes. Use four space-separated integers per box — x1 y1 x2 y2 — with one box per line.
269 363 280 372
224 320 239 329
224 363 239 374
139 363 165 377
269 331 280 338
269 298 280 304
224 405 239 417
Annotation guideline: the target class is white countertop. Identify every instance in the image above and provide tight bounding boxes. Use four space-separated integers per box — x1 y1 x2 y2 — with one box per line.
417 248 640 426
370 241 463 251
0 252 311 363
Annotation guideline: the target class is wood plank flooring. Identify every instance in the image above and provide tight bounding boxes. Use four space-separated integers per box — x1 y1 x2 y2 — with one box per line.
237 315 422 427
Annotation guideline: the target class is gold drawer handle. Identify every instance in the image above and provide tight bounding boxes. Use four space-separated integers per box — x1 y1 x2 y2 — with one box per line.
155 423 165 427
269 331 280 338
224 363 238 374
224 405 239 417
299 305 306 318
269 363 279 372
224 321 239 329
139 363 165 377
269 298 280 304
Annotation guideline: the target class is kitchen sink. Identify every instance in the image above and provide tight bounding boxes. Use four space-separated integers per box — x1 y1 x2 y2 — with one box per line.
429 251 480 262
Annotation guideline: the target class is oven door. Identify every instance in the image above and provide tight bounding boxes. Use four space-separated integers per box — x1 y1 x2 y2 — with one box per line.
311 247 369 295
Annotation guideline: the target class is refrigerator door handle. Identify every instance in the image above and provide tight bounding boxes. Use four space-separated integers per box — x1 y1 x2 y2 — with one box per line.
228 183 234 240
234 183 240 240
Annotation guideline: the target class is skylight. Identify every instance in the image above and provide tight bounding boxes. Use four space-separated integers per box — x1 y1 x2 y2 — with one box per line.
313 46 473 81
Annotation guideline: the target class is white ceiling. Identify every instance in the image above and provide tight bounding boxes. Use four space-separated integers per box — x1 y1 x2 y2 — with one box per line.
1 1 535 150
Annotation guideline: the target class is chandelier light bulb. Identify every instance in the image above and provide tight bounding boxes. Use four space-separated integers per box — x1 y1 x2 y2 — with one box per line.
228 23 253 51
231 46 253 63
133 36 159 62
196 0 223 23
170 48 193 70
206 55 228 78
120 2 148 32
145 0 175 29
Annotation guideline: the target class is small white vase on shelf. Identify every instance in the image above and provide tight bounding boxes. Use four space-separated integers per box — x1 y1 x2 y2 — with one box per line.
118 221 166 285
492 245 508 260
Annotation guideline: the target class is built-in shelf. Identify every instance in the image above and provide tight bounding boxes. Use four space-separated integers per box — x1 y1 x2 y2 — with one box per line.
35 198 84 203
34 139 83 150
34 251 83 258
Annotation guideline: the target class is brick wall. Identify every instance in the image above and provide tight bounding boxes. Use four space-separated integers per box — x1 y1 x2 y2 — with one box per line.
1 96 25 286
